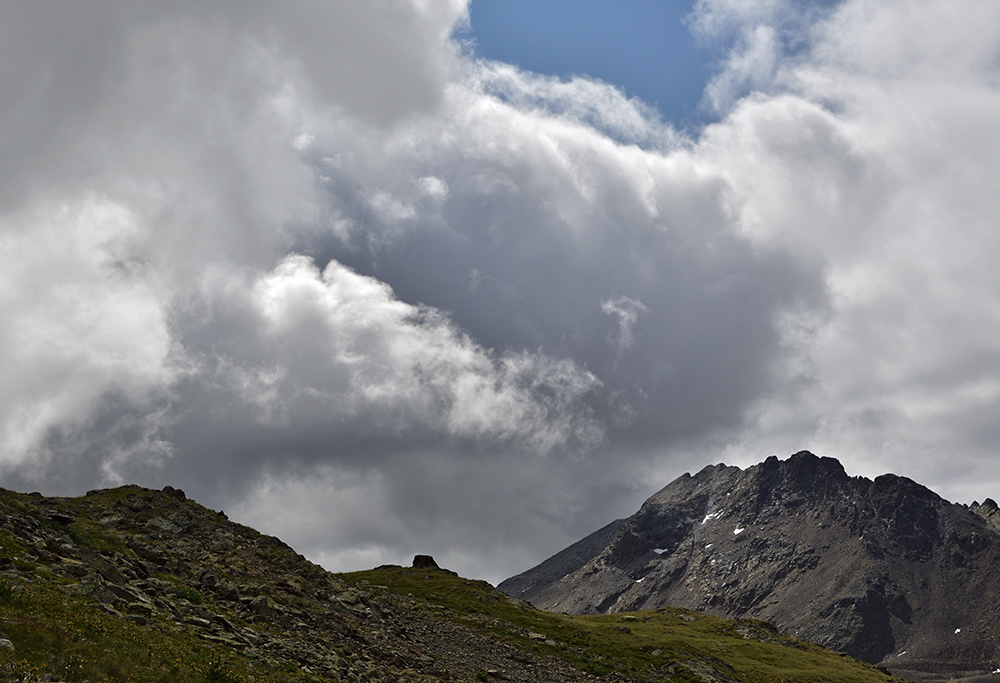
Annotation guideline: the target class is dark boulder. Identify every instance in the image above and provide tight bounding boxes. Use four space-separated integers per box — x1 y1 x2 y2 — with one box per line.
412 555 440 569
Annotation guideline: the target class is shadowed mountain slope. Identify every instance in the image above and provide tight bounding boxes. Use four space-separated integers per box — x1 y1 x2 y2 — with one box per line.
499 451 1000 681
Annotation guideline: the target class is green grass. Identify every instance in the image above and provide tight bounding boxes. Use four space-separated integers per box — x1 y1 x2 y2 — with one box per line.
0 578 258 683
0 576 328 683
66 517 132 556
0 486 332 683
340 566 902 683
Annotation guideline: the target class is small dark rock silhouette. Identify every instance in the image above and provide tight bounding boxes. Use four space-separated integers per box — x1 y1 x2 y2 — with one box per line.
412 554 440 569
161 485 187 500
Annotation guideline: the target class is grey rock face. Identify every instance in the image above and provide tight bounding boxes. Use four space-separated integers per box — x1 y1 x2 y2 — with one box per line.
499 451 1000 681
499 518 624 602
970 498 1000 534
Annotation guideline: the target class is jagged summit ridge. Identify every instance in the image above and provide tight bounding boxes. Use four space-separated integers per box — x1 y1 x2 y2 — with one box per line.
499 451 1000 681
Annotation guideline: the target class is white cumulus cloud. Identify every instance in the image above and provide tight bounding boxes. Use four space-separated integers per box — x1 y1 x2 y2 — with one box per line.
2 0 1000 580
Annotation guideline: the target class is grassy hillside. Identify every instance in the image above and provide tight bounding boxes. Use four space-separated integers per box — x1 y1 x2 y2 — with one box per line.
0 575 261 683
341 567 900 683
0 485 903 682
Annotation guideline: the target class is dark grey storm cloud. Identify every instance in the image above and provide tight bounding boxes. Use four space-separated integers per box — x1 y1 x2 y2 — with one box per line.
3 0 1000 582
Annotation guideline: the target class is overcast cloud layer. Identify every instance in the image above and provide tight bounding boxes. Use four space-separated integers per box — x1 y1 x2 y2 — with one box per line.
2 0 1000 582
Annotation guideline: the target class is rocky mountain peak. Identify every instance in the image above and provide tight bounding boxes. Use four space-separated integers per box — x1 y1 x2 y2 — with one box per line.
644 451 853 521
970 497 1000 534
499 451 1000 681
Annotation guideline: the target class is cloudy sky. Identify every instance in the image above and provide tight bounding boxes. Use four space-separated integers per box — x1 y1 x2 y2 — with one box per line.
3 0 1000 583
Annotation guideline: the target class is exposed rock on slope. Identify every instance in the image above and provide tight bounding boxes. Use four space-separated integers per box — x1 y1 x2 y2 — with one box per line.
1 482 900 683
0 485 611 681
970 498 1000 534
498 518 625 602
499 451 1000 681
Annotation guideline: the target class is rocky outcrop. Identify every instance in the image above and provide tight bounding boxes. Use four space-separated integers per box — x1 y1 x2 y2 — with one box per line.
1 485 381 679
499 451 1000 681
412 554 440 569
970 498 1000 534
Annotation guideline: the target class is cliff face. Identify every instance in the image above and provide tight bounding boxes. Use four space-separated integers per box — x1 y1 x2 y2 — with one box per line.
499 451 1000 681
